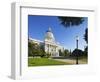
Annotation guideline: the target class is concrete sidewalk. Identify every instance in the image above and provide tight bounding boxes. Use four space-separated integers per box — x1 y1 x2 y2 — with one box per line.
53 59 87 64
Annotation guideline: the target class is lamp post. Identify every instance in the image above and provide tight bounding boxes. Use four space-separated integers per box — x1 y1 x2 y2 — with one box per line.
76 36 79 64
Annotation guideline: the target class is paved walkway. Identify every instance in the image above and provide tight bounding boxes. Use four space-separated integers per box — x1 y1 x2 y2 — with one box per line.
53 59 87 64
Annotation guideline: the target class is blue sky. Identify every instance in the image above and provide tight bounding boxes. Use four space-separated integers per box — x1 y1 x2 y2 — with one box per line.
28 15 88 51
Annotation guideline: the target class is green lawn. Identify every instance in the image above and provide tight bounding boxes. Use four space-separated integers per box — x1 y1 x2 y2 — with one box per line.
28 57 69 66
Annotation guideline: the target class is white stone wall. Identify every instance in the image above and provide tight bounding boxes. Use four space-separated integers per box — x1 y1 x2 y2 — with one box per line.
44 41 62 57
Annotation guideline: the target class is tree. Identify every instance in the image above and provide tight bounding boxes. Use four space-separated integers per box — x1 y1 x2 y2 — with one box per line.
39 48 46 57
64 49 70 57
46 53 51 58
28 41 37 57
84 46 88 56
28 41 33 56
69 49 72 56
83 28 88 57
28 40 46 57
59 49 64 56
84 28 88 43
58 17 84 27
71 49 84 57
59 49 70 57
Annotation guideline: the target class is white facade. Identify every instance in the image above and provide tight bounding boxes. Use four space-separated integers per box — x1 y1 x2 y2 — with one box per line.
29 27 64 57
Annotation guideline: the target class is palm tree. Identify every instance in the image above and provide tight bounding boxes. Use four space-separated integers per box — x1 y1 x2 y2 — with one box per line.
84 28 88 43
84 28 88 56
58 16 84 27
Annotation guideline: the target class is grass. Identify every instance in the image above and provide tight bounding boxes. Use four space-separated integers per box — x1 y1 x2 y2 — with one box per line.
28 57 70 66
28 56 88 66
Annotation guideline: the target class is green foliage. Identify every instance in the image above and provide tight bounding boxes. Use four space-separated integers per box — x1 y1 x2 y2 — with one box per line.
58 17 84 27
64 49 70 56
59 49 64 56
28 58 69 66
28 40 54 58
83 28 88 57
28 40 46 57
59 49 70 57
84 46 88 56
28 41 35 57
84 28 88 43
46 53 51 58
71 49 84 57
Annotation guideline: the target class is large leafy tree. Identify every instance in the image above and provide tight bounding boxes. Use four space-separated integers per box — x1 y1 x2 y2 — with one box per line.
28 40 45 57
59 49 70 57
28 39 53 58
71 49 84 57
59 49 64 56
58 17 84 27
28 41 37 57
64 49 70 56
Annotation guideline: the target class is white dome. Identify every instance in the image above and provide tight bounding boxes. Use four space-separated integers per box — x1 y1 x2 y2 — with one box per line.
45 27 55 42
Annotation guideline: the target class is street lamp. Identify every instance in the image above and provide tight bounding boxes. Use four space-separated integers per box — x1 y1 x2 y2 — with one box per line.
76 36 79 64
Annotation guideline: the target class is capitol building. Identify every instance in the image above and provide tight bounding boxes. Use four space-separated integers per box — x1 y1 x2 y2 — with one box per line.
29 27 64 57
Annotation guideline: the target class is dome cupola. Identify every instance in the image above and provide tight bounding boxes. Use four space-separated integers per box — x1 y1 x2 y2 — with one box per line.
45 27 55 42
